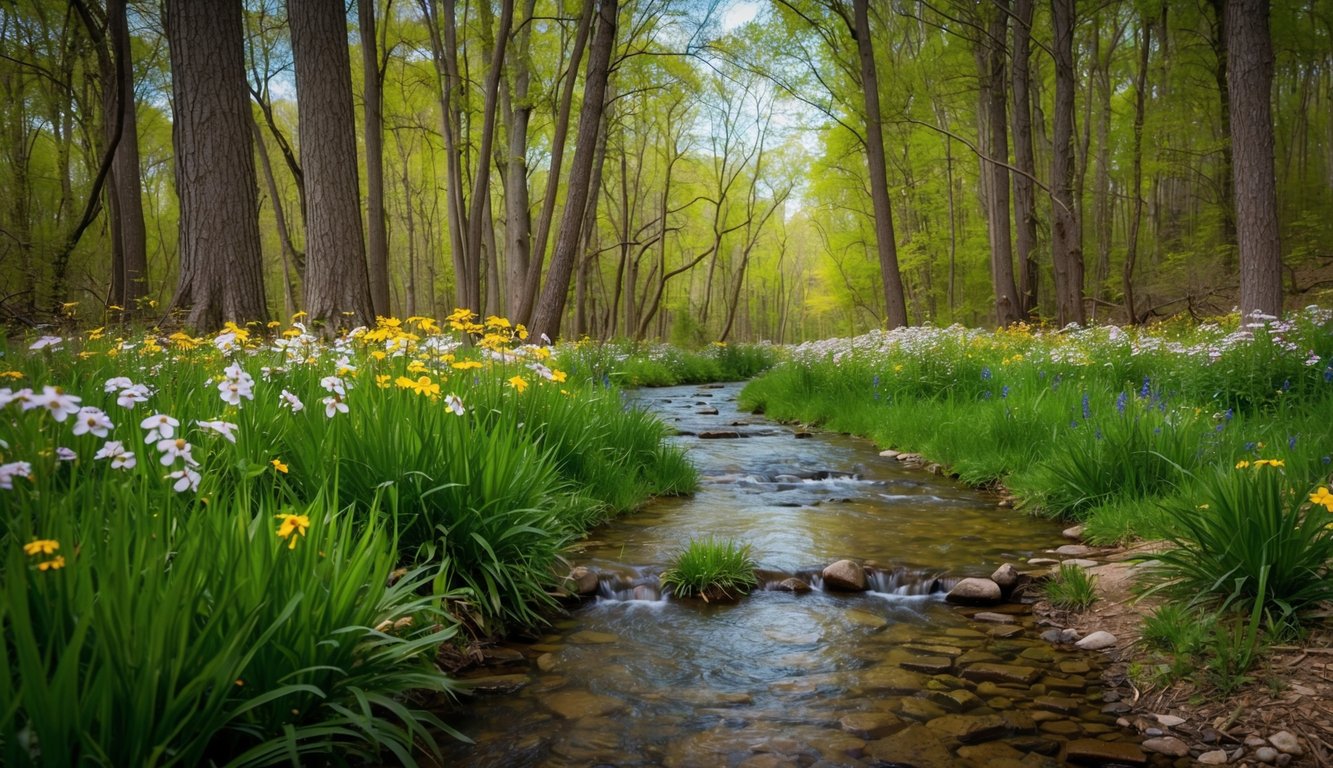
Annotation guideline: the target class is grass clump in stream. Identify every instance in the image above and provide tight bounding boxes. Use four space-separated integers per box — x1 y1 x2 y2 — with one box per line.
660 537 758 602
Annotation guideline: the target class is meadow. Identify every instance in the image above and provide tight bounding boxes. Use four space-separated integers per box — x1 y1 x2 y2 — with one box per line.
0 312 699 766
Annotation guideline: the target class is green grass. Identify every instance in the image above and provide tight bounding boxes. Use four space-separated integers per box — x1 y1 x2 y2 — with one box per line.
660 537 758 602
0 314 698 764
1044 564 1099 611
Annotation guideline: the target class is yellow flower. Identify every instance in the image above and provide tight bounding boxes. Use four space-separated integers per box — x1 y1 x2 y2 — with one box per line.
37 555 66 571
507 375 528 393
1 370 25 379
1310 487 1333 512
275 513 311 549
291 311 308 321
407 360 428 374
484 315 511 329
272 458 289 474
550 368 568 383
451 360 483 371
370 350 387 361
376 374 391 388
23 539 59 557
1252 459 1285 469
396 375 439 397
1235 460 1251 469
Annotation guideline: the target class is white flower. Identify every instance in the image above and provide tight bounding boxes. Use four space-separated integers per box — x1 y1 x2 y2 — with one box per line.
141 413 180 444
334 355 356 373
222 362 251 383
322 395 348 418
0 387 30 408
95 440 137 470
29 335 63 351
217 378 254 407
166 467 201 493
445 393 466 416
279 389 305 412
103 376 135 393
320 376 347 396
196 419 239 443
72 406 114 438
56 446 77 461
23 386 82 422
156 437 200 467
214 331 239 353
116 384 152 408
0 461 33 489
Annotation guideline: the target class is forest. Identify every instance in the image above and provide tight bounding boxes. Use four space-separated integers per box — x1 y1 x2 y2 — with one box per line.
0 0 1329 341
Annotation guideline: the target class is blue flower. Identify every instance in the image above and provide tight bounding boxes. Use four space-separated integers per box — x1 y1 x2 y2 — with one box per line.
1115 391 1128 414
1139 376 1151 398
1000 385 1009 399
1324 364 1332 383
981 367 992 381
1288 435 1298 449
982 390 992 400
1081 392 1091 420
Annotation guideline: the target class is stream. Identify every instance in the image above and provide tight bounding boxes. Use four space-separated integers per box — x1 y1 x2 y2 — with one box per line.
438 382 1162 767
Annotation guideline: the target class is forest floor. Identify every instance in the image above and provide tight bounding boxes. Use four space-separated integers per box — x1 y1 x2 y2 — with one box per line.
1037 542 1333 767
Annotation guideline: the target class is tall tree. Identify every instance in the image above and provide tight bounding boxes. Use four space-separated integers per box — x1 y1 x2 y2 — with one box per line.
529 0 618 341
1010 0 1038 317
358 0 390 316
289 0 374 329
975 0 1019 325
1226 0 1282 316
849 0 907 328
1049 0 1084 325
164 0 268 328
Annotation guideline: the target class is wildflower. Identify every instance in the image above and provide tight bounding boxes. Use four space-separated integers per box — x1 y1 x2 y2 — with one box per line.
322 395 348 418
4 460 36 488
94 440 136 470
279 389 305 413
507 375 528 393
141 413 180 443
275 512 311 549
320 375 347 396
217 368 255 406
157 438 200 467
406 360 429 374
375 374 391 388
980 367 992 381
166 467 201 493
103 376 135 393
72 406 115 438
1081 392 1091 421
1309 487 1333 512
444 393 466 416
1139 376 1151 398
396 375 439 397
451 360 483 371
1115 391 1127 414
1235 460 1251 469
29 335 63 351
1252 459 1285 469
196 420 239 443
0 387 28 409
37 556 65 571
116 384 152 409
550 368 567 383
23 539 59 556
56 447 77 461
271 458 289 474
214 331 240 353
24 386 82 422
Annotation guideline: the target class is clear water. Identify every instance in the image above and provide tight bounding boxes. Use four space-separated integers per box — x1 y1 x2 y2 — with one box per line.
437 382 1158 767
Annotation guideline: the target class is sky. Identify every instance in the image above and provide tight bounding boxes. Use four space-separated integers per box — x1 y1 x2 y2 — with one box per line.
721 1 761 32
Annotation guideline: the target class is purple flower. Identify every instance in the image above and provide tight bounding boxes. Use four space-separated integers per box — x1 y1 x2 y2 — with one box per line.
1288 435 1297 449
1115 391 1128 414
1139 376 1151 398
1000 385 1010 399
981 367 992 381
1081 392 1091 421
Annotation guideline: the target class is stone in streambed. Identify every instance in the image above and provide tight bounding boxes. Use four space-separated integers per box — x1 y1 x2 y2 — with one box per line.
1063 739 1147 765
1074 630 1117 650
990 563 1021 592
1141 736 1190 757
839 711 902 739
566 566 599 595
822 559 868 591
960 663 1041 685
925 713 1009 744
864 724 954 768
542 690 625 719
773 577 811 593
946 577 1002 605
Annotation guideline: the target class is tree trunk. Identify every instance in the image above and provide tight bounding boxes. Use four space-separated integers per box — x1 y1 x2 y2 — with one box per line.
1011 0 1038 318
852 0 908 329
501 0 537 317
519 0 595 324
252 117 300 317
358 0 390 316
976 0 1019 326
165 0 268 329
104 0 148 314
466 0 514 315
289 0 374 330
1124 12 1151 324
1050 0 1085 326
1208 0 1238 248
529 0 617 341
1226 0 1282 317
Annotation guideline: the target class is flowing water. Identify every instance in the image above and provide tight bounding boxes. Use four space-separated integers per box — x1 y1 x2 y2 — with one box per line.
438 382 1160 767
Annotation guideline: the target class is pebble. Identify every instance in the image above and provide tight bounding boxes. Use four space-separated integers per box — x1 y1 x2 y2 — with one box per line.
1155 714 1186 727
1255 746 1279 764
1270 731 1303 756
1074 630 1117 650
1141 736 1190 757
1197 749 1229 764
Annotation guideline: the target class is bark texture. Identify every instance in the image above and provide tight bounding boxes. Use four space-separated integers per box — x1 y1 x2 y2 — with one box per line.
165 0 268 329
290 0 374 330
1226 0 1283 317
1050 0 1085 326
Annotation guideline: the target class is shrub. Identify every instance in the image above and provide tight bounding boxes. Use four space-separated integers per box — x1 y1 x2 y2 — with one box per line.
660 537 758 602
